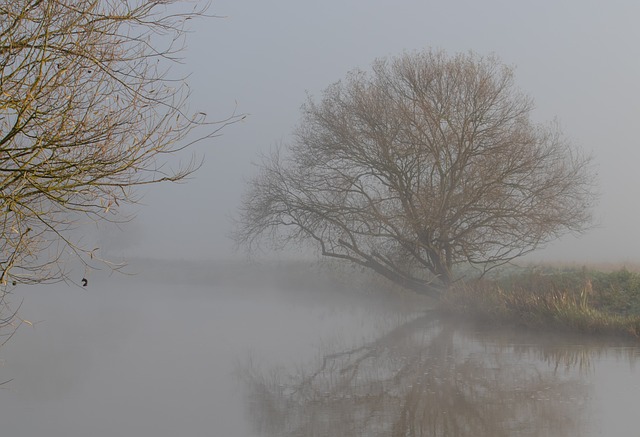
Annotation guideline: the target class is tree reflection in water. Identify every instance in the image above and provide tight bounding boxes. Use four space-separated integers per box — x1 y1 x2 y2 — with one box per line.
239 315 638 437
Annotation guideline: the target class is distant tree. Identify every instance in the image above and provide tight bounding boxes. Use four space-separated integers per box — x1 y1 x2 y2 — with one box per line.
0 0 241 285
236 50 595 295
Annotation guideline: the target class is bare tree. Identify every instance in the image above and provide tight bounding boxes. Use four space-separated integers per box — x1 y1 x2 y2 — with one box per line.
236 50 595 295
0 0 242 285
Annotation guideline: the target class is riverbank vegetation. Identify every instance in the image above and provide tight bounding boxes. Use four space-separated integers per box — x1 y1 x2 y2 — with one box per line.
439 266 640 340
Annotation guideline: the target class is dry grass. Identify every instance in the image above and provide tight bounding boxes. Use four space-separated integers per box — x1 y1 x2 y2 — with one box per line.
439 268 640 340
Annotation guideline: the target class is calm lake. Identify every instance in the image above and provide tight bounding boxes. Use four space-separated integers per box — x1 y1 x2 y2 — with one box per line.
1 260 639 436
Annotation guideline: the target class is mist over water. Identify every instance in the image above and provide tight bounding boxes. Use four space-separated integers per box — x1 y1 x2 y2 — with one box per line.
1 260 639 436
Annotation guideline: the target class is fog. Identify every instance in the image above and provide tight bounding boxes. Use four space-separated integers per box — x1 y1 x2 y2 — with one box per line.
3 1 640 436
1 261 639 436
0 261 424 436
116 0 640 264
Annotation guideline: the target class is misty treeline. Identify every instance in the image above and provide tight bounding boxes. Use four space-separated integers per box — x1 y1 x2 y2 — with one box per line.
0 0 241 287
236 49 596 296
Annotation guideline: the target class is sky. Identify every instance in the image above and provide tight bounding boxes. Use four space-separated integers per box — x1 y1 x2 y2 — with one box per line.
111 0 640 264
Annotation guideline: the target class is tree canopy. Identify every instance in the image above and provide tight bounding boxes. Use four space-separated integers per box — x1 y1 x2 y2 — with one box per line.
0 0 239 285
236 50 595 295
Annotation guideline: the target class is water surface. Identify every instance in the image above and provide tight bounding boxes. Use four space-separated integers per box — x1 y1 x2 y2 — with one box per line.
0 261 638 436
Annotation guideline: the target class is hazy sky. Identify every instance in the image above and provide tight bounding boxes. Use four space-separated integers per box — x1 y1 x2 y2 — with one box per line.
115 0 640 263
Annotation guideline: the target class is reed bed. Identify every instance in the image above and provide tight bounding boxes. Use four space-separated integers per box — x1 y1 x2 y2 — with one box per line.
440 267 640 339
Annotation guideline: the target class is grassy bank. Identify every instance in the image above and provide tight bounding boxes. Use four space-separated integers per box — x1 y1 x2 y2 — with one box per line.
439 267 640 340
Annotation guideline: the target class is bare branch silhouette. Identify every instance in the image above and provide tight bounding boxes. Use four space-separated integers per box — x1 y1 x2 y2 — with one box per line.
236 50 596 294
